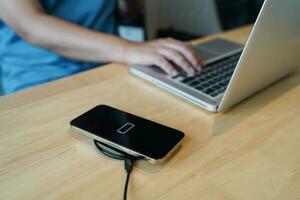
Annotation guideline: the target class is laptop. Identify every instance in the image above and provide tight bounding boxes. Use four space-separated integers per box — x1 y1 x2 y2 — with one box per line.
130 0 300 112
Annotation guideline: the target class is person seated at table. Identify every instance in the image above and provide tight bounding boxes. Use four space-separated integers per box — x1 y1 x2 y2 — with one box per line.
0 0 203 94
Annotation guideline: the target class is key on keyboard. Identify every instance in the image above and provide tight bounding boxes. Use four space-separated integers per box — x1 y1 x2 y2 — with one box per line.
176 52 241 98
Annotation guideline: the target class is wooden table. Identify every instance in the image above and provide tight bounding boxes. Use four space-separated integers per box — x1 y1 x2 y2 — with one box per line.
0 26 299 200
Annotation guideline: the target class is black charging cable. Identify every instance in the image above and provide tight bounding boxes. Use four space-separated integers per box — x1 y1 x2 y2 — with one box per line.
124 158 133 200
93 140 143 200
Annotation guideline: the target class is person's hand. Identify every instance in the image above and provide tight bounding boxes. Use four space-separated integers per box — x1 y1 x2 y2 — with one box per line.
125 38 204 76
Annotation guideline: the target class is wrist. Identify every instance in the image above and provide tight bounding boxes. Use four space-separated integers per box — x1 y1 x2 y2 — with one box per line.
93 35 134 64
111 38 131 63
117 40 141 64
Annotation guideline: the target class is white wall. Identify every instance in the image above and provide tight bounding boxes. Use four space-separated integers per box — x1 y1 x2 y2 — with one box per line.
145 0 222 39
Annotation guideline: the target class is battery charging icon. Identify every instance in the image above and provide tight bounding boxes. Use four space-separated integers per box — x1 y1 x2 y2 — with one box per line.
117 122 135 134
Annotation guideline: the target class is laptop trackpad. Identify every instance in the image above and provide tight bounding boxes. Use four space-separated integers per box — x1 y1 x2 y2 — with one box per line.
193 38 244 61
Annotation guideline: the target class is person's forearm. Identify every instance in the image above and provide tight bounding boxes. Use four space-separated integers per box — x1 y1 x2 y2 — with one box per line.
0 0 203 75
22 14 131 64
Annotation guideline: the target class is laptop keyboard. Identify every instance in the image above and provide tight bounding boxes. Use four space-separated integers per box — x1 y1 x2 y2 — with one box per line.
174 52 242 98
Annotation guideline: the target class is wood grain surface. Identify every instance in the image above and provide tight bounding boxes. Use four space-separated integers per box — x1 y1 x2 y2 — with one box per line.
0 26 299 200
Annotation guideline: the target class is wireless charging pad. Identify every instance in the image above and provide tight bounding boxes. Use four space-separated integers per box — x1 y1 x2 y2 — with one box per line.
93 140 143 200
93 140 143 161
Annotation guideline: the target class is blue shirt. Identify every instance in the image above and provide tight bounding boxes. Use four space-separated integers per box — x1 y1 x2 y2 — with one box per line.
0 0 117 94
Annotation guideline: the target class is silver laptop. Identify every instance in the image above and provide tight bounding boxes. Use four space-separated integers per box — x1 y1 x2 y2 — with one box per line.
130 0 300 112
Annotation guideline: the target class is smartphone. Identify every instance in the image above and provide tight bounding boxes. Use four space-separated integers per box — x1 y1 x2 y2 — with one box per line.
70 105 185 164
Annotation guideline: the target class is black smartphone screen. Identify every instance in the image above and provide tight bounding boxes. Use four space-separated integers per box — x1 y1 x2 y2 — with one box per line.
70 105 184 160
